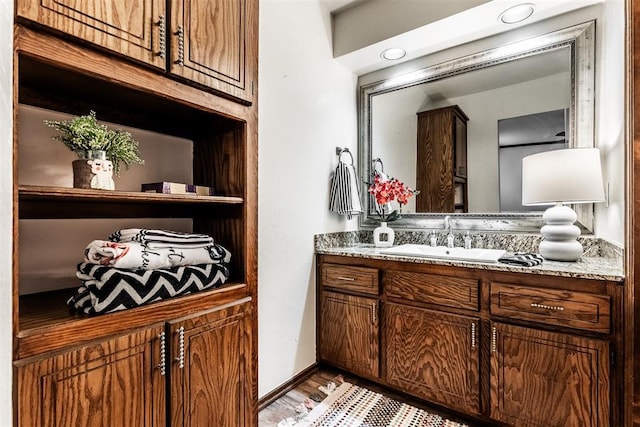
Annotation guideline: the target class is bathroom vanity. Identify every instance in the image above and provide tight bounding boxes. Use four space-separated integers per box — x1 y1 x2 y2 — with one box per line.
315 236 624 427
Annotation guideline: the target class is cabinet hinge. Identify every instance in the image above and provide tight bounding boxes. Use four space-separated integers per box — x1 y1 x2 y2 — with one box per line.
252 81 255 95
611 350 615 367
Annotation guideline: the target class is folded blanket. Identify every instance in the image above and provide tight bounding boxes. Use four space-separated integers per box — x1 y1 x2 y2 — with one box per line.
498 253 544 267
68 262 230 315
84 240 231 270
109 228 214 249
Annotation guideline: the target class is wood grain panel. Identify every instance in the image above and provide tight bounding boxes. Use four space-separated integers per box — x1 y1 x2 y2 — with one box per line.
17 325 165 427
171 0 256 102
491 282 611 333
384 270 479 310
169 298 251 427
490 322 610 427
16 0 165 69
319 291 379 378
385 303 480 414
322 264 379 295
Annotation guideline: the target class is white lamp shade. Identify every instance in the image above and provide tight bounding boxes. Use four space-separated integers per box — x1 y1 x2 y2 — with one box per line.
522 148 605 206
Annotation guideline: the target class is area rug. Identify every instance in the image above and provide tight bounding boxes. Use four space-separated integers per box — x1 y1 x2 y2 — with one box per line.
278 381 468 427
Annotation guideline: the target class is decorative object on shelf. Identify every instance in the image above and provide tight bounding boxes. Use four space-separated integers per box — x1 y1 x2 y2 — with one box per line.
373 221 395 248
522 148 605 261
329 147 363 220
367 171 419 248
44 110 144 189
141 182 215 195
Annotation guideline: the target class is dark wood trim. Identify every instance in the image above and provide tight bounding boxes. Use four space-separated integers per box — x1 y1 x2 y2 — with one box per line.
631 0 639 425
257 363 319 411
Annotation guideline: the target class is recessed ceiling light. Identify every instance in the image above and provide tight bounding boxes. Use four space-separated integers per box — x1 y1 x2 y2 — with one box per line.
381 48 406 61
499 3 535 24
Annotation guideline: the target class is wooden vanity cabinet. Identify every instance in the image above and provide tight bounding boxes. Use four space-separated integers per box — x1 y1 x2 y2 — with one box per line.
318 264 380 379
16 0 257 103
316 255 622 427
386 303 480 415
416 105 468 213
490 322 610 427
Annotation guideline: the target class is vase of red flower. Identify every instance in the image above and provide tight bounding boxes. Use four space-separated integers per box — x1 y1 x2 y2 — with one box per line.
368 173 419 248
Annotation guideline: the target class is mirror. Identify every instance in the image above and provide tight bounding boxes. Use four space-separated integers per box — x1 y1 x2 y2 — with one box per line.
358 21 595 232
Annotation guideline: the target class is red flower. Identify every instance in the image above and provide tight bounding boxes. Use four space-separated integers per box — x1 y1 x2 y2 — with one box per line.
367 173 419 222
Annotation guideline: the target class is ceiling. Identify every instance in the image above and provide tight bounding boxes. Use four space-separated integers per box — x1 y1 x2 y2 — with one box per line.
322 0 603 75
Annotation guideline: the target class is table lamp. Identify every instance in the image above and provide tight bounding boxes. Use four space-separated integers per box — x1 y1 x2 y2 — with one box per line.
522 148 605 261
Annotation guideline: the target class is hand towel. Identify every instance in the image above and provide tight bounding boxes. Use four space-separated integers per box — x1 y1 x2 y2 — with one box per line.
498 253 544 267
329 162 363 220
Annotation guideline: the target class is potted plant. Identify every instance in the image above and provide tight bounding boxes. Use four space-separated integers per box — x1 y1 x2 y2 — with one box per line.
44 111 144 190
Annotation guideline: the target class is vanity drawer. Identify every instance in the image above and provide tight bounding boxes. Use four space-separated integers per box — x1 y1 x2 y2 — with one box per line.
490 283 610 333
322 264 379 295
384 271 479 311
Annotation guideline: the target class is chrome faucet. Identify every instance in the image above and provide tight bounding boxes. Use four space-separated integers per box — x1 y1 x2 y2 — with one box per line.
444 215 455 248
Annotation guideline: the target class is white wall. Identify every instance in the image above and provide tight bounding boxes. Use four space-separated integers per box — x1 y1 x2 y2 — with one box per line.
0 0 12 423
258 0 357 397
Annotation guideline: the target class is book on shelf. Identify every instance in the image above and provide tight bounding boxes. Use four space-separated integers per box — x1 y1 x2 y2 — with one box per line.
141 182 215 196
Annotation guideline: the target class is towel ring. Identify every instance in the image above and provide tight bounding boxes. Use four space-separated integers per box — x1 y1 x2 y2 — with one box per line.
372 158 384 173
335 147 354 165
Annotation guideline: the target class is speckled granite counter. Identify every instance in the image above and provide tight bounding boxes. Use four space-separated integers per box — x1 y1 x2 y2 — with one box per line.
315 231 625 282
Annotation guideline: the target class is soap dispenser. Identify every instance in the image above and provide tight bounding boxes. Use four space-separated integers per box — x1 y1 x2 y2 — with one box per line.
430 231 438 247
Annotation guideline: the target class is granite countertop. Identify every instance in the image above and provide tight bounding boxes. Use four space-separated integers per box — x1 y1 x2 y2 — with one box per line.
315 232 625 282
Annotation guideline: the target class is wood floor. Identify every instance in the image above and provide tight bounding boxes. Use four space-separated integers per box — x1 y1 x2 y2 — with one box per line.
258 366 484 426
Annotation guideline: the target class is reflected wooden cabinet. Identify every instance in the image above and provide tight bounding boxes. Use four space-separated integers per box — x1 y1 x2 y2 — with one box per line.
318 291 379 379
17 325 167 426
490 322 610 427
386 303 480 415
416 105 468 213
16 0 257 103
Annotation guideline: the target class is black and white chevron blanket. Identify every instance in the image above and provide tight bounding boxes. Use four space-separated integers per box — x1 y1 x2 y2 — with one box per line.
109 228 214 249
68 262 230 315
498 253 544 267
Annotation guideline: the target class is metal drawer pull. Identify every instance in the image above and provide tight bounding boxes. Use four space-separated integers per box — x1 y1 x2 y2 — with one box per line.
156 15 166 58
175 25 185 66
530 302 564 311
336 276 355 281
176 326 185 369
158 331 166 375
471 323 476 349
492 326 497 352
371 302 377 324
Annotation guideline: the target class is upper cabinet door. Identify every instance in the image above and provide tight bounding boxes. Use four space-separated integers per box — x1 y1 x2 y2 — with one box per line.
169 0 257 103
17 0 166 69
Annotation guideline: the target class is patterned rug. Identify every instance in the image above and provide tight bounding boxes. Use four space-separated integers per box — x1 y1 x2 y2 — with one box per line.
278 381 468 427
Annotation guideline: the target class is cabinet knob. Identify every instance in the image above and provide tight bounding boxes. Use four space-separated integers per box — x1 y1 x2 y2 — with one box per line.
176 326 185 369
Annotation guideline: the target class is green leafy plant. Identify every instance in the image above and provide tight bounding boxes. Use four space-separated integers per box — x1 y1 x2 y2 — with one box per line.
44 111 144 175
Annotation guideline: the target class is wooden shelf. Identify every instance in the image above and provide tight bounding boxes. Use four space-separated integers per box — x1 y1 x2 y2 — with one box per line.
17 282 248 360
19 185 244 219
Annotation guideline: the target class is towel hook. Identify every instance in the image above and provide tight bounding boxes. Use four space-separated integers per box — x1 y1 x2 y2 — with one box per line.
372 158 384 173
335 146 354 165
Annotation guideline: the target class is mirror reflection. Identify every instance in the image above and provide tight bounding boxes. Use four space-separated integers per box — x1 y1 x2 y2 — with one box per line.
371 48 571 214
359 21 595 231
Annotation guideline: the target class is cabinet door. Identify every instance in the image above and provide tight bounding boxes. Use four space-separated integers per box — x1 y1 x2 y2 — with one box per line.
319 291 379 378
386 303 480 415
170 0 256 103
490 322 610 427
17 0 166 69
17 325 166 427
170 299 253 427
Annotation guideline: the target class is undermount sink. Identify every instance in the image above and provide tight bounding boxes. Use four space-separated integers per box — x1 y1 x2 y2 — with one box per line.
379 244 506 263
